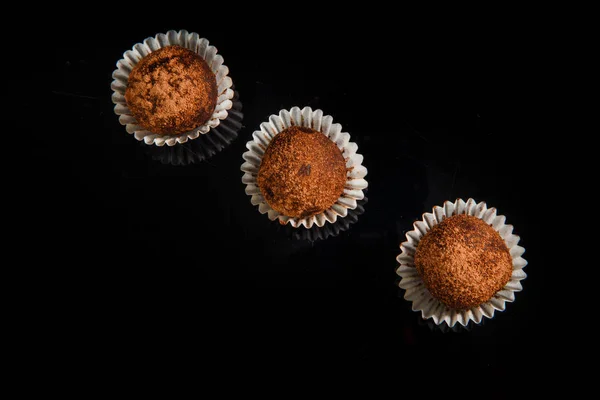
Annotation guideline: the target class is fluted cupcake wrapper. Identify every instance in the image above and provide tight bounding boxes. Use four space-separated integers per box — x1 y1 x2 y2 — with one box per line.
396 198 527 327
111 30 235 146
241 106 368 228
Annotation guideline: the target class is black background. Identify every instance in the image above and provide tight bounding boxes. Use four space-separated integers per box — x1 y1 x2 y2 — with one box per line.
47 18 555 380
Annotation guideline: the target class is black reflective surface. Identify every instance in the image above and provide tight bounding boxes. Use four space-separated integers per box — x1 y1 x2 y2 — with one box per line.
48 21 556 377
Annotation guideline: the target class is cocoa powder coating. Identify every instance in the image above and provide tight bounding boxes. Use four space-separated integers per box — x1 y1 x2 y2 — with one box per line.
125 45 217 135
414 214 513 309
257 126 347 218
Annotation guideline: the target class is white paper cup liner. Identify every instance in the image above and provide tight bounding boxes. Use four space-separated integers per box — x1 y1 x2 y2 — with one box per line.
396 198 527 327
241 106 368 228
110 29 234 147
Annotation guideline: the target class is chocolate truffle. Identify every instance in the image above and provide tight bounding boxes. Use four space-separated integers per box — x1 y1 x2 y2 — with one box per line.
414 214 513 309
257 126 347 219
125 45 217 135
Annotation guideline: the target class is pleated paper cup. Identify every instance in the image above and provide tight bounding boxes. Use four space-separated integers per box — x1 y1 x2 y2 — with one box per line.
241 106 368 228
111 30 234 146
396 198 527 327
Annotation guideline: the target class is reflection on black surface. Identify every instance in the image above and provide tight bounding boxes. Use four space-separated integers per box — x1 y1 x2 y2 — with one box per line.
142 91 243 165
417 315 482 334
278 196 368 241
